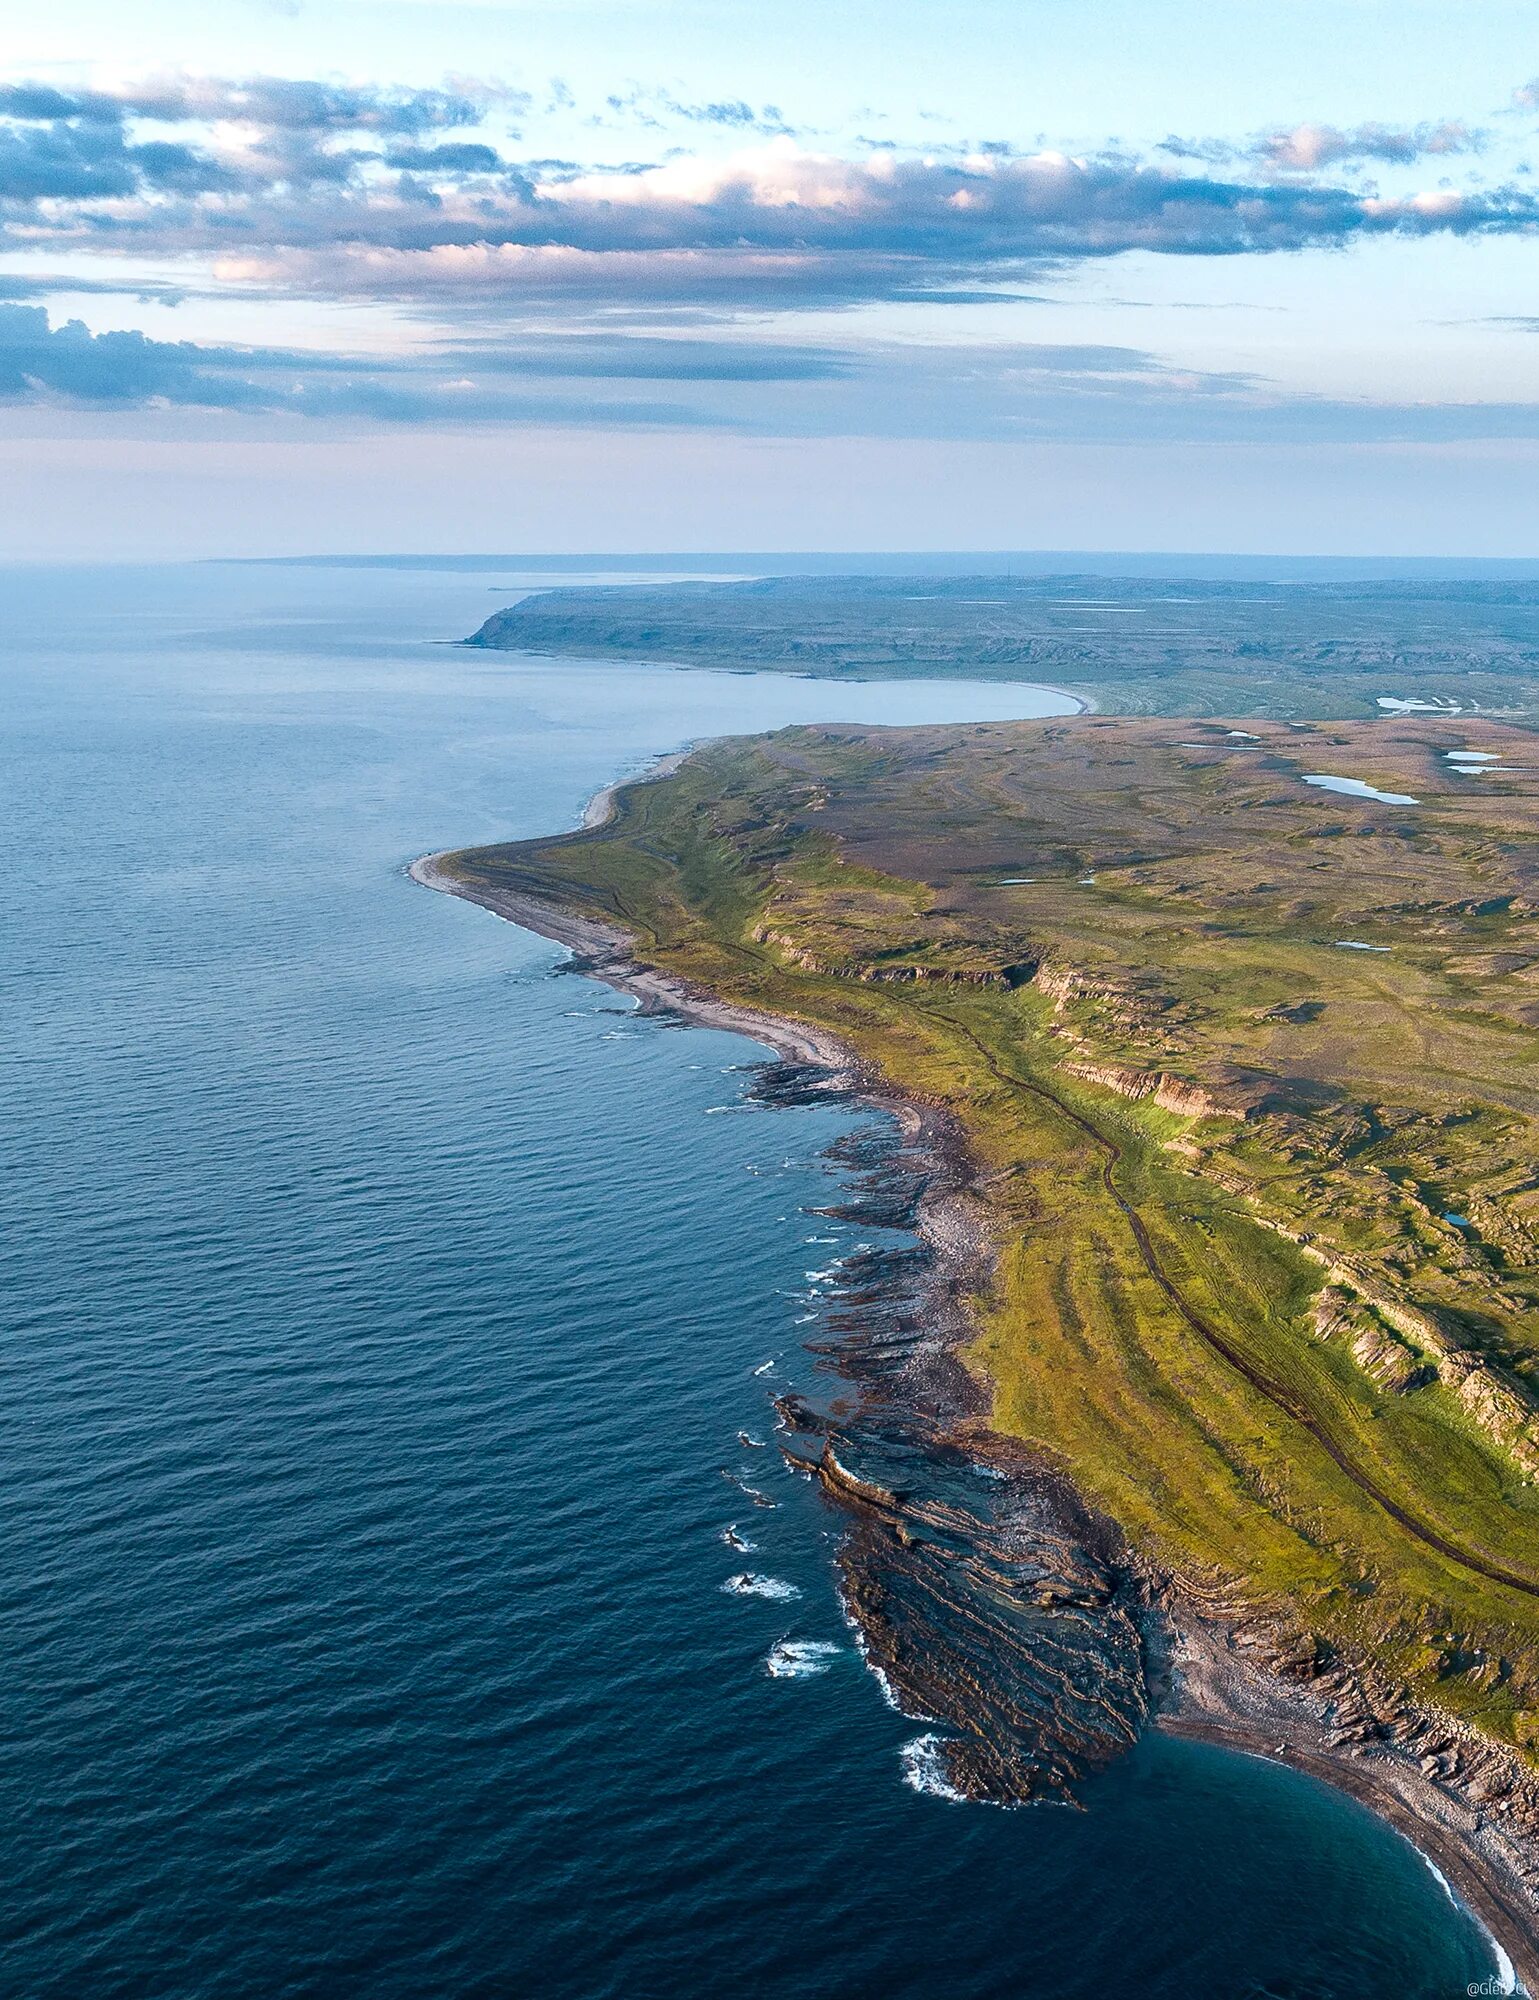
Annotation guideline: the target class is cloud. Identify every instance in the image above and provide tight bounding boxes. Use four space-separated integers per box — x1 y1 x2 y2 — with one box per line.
0 73 1532 322
0 114 240 201
665 97 794 135
1161 119 1481 175
0 300 816 424
808 338 1539 446
1254 120 1479 173
0 73 526 210
11 300 1539 452
0 300 281 407
0 75 508 135
452 332 849 379
382 141 510 173
6 124 1535 318
170 141 1539 319
601 88 796 138
0 272 196 303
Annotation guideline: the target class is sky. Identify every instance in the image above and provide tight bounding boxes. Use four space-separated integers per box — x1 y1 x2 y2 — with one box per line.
6 1 1539 557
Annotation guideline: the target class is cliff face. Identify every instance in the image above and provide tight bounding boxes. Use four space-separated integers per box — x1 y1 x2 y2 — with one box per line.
749 923 1033 988
1288 1248 1539 1477
1061 1058 1244 1121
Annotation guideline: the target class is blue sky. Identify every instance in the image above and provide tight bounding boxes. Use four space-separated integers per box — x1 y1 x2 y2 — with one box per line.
6 0 1539 556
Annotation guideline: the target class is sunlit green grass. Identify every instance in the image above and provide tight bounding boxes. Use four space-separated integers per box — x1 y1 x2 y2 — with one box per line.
443 724 1539 1754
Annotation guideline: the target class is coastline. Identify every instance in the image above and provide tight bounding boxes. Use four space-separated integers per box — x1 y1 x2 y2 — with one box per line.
1158 1595 1534 1994
409 848 857 1072
578 746 695 832
458 632 1097 720
410 777 1537 1993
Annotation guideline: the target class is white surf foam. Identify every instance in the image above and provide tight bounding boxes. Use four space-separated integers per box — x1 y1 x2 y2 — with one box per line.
900 1733 967 1801
836 1586 929 1718
1418 1852 1518 1993
765 1639 843 1679
722 1470 776 1508
721 1525 757 1553
723 1572 802 1601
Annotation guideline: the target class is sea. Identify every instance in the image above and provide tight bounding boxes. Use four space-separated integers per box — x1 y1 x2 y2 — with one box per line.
0 561 1510 1998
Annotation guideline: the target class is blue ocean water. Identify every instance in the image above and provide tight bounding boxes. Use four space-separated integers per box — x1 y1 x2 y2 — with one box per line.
0 563 1507 1999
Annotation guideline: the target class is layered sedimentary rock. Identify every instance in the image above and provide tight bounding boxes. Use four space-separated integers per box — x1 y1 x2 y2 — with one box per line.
760 1080 1151 1805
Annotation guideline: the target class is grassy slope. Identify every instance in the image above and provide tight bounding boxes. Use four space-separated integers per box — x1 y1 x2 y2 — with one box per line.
445 715 1539 1754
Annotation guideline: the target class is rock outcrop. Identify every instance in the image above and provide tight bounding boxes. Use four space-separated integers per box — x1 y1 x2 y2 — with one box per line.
1061 1058 1249 1122
1305 1256 1539 1476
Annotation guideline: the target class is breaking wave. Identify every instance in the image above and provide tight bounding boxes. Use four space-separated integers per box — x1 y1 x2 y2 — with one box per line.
900 1734 967 1802
765 1640 843 1679
723 1573 802 1601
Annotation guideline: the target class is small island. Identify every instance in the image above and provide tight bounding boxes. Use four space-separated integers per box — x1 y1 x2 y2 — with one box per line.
421 712 1539 1981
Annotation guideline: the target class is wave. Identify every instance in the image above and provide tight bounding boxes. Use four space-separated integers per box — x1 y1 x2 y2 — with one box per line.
899 1733 967 1802
721 1525 757 1553
866 1658 904 1712
723 1572 802 1601
1420 1854 1518 1994
765 1640 843 1679
720 1469 776 1507
836 1585 925 1718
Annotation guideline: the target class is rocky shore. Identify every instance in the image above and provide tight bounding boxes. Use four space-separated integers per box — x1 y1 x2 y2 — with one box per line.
410 821 1537 1994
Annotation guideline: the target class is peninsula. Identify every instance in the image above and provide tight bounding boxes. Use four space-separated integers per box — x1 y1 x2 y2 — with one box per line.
467 573 1539 722
424 712 1539 1981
